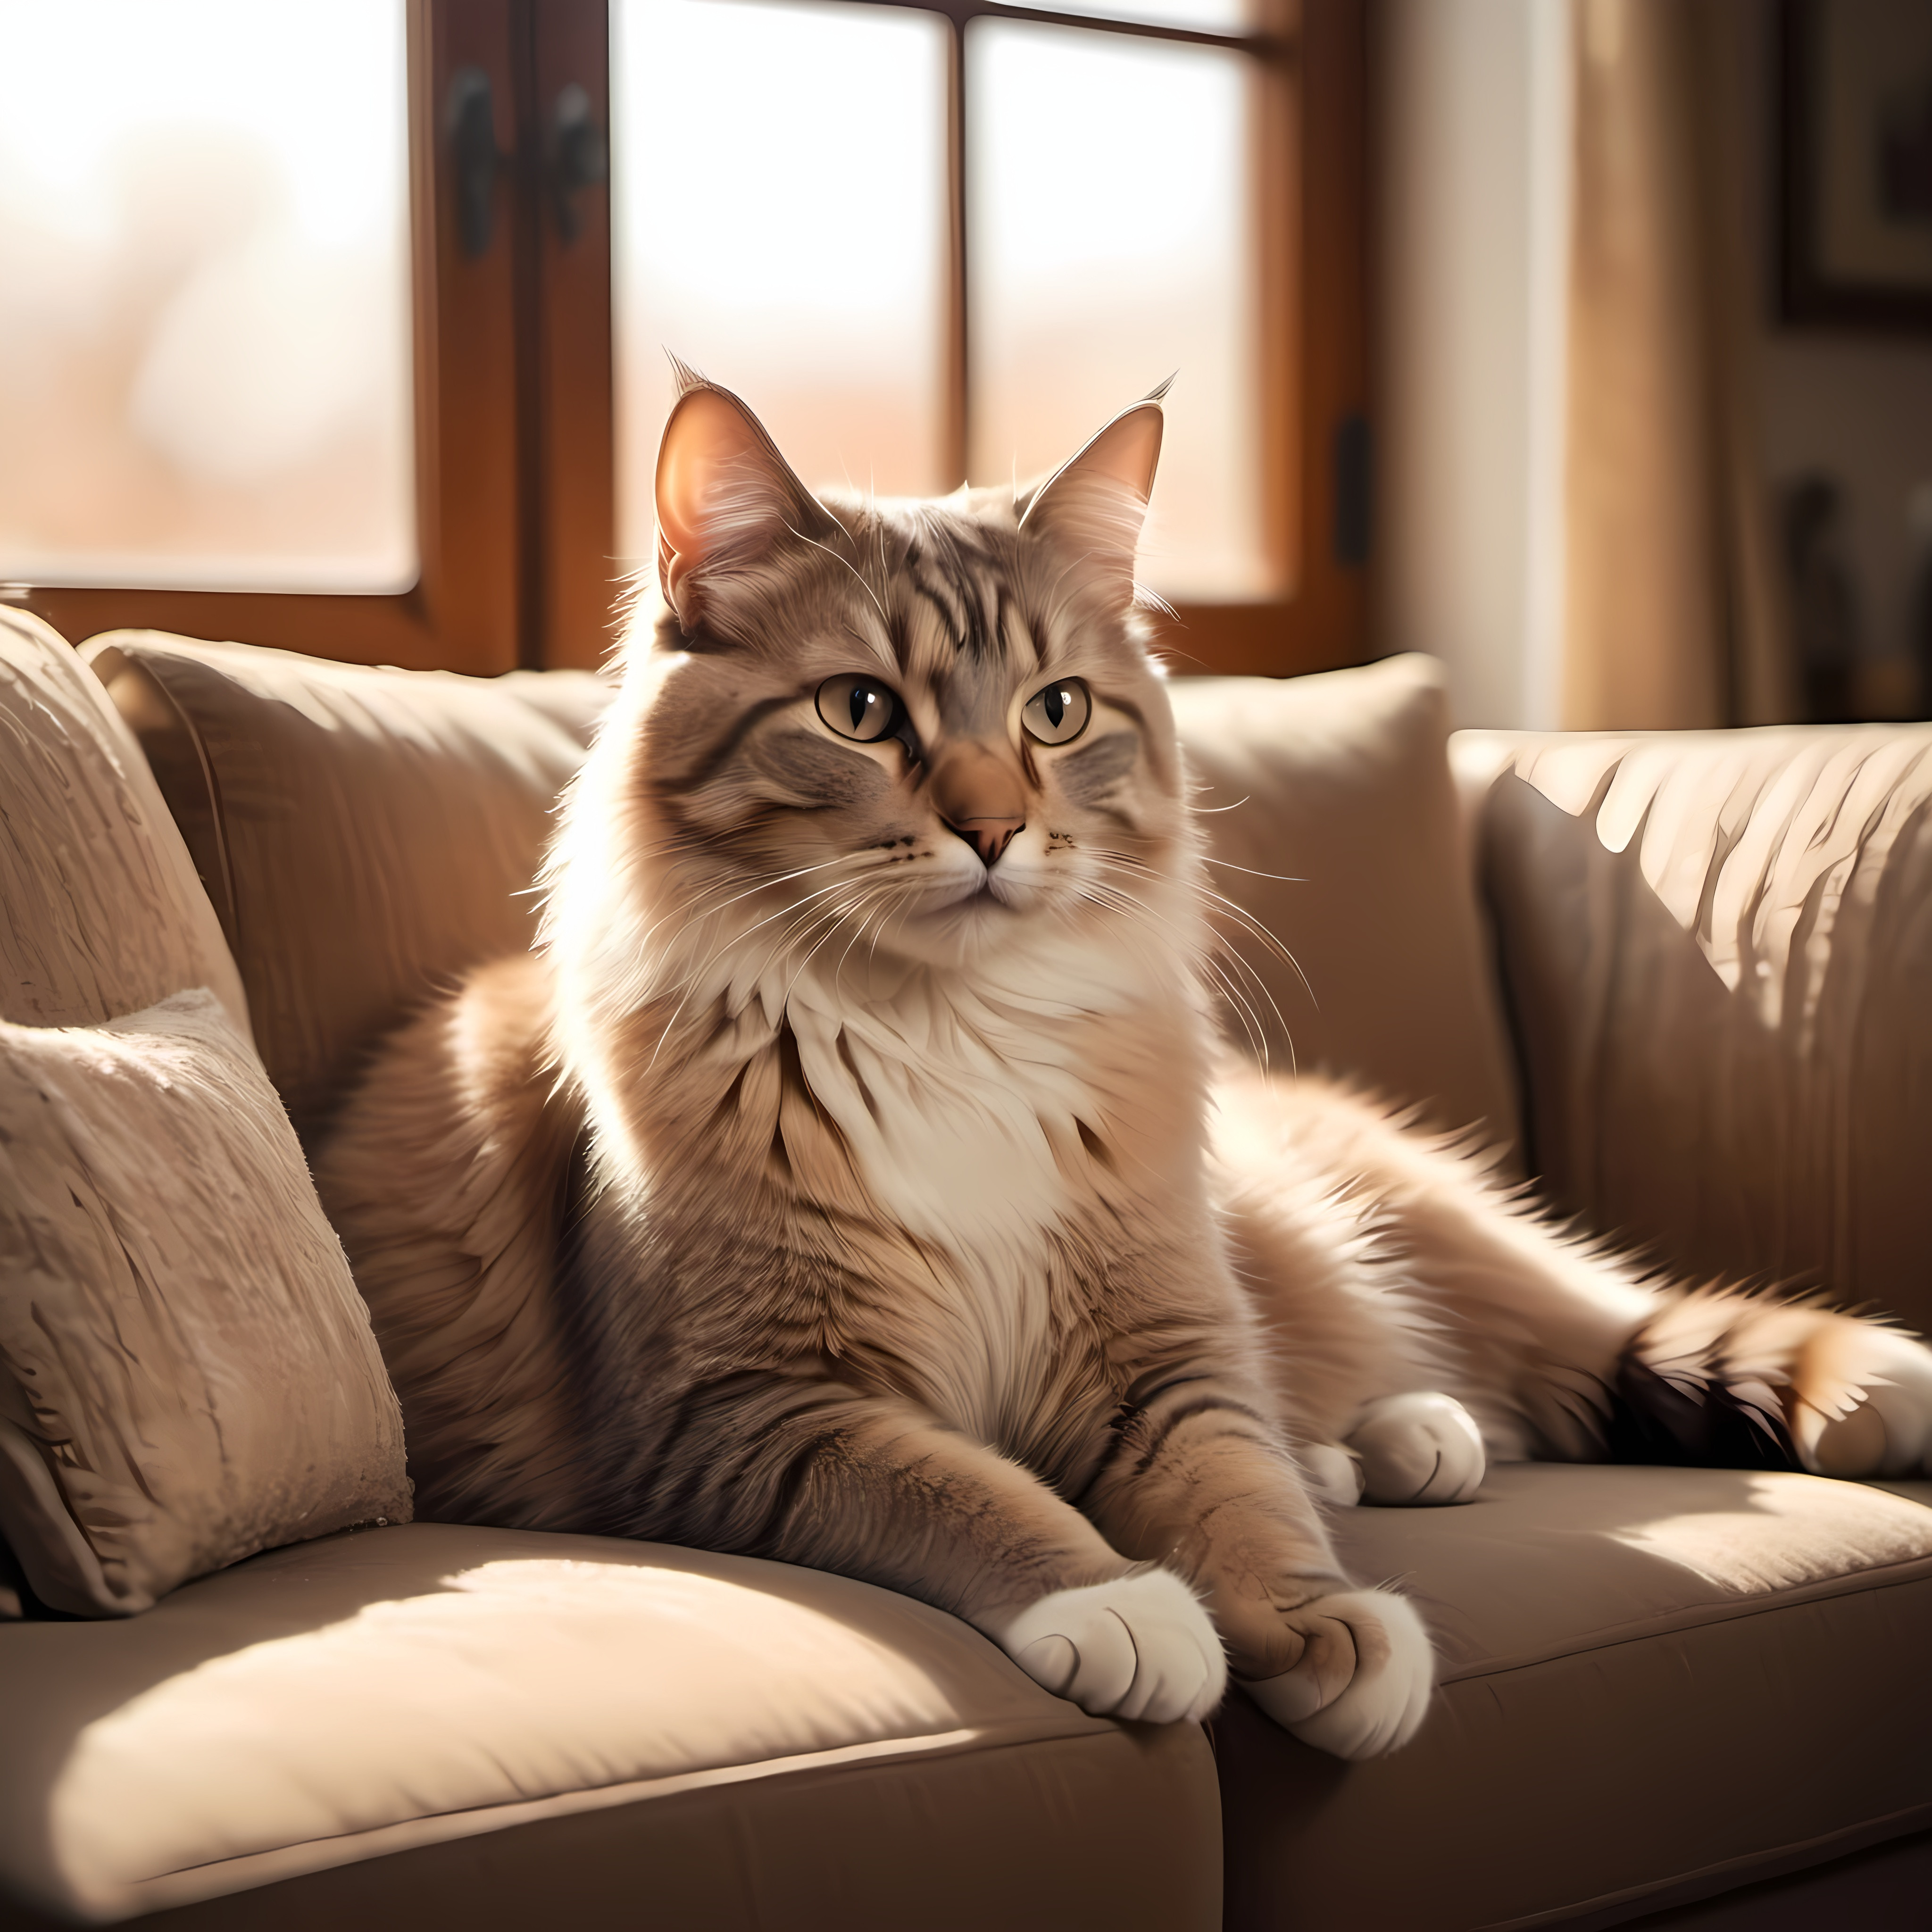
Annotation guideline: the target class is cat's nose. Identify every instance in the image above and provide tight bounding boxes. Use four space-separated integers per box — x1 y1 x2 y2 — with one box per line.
930 744 1026 869
949 815 1025 867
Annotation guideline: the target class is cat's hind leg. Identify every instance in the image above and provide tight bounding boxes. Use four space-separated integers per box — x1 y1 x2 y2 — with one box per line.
1213 1077 1506 1503
1216 1066 1932 1482
1618 1290 1932 1478
1345 1391 1489 1506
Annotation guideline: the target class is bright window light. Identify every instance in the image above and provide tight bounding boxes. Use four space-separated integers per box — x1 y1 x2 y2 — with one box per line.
0 0 414 593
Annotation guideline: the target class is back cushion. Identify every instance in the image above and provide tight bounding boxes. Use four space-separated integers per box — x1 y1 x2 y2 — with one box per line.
88 638 1518 1157
1172 655 1522 1149
83 633 610 1146
1460 724 1932 1331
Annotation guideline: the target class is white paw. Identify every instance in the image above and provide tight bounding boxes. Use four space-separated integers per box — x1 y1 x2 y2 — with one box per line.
1344 1392 1486 1505
988 1570 1227 1725
1300 1443 1366 1507
1242 1588 1436 1759
1806 1326 1932 1477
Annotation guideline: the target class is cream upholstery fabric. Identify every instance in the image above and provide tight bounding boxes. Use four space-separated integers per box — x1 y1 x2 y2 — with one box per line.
0 612 244 1037
1171 655 1522 1148
82 633 609 1144
1457 724 1932 1331
0 991 409 1618
1221 1463 1932 1929
0 1524 1219 1926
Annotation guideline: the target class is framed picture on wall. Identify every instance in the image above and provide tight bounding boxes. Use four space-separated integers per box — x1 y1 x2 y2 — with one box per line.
1780 0 1932 330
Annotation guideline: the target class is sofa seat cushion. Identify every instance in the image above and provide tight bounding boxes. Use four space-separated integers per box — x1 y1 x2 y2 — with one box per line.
1218 1462 1932 1931
0 1523 1218 1929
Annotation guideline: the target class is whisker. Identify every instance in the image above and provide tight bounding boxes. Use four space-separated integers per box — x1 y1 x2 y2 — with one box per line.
1084 850 1318 1009
1071 861 1299 1074
1198 856 1307 884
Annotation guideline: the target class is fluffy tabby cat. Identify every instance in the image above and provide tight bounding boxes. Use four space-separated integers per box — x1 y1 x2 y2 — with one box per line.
316 375 1932 1759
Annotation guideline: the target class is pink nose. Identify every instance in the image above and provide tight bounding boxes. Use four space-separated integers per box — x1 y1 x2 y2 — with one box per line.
930 744 1026 869
945 816 1024 867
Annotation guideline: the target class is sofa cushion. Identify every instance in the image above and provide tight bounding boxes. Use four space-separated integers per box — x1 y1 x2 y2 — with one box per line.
0 991 410 1619
81 633 610 1145
1455 725 1932 1332
0 612 244 1038
0 1523 1218 1929
1219 1463 1932 1930
1172 656 1522 1148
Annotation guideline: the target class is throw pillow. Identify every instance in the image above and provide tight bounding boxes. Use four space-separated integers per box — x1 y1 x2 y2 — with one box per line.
0 611 246 1037
0 990 410 1617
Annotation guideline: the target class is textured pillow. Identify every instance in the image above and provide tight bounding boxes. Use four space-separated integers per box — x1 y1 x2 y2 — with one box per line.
0 990 410 1617
1459 723 1932 1332
82 632 611 1144
0 611 246 1037
1169 655 1522 1149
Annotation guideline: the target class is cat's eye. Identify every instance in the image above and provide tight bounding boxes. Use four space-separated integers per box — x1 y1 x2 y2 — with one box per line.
1021 679 1091 746
815 673 902 744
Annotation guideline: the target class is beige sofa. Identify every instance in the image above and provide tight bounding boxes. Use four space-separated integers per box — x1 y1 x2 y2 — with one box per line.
2 611 1929 1931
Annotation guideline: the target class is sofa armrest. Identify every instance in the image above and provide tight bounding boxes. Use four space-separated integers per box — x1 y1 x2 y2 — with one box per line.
1451 720 1932 1330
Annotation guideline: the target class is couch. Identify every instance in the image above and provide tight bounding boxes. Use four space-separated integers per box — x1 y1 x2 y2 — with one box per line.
2 609 1929 1931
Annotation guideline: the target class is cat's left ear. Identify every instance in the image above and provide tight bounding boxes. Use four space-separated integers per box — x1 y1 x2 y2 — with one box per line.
655 372 836 630
1018 387 1166 602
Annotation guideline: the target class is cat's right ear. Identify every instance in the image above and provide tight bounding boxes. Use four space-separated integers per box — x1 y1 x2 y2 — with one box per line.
1017 391 1166 606
655 378 833 629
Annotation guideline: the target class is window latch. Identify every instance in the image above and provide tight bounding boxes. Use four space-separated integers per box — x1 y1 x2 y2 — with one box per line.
550 83 608 244
447 67 504 260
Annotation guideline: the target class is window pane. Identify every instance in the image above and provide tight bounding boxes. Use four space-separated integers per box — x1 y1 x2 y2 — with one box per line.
612 0 949 573
0 0 413 593
969 22 1277 602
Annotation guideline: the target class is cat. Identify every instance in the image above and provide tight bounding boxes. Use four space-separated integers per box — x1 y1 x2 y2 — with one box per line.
314 372 1932 1760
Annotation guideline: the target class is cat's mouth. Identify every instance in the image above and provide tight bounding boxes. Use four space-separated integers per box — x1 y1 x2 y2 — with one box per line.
941 874 1026 914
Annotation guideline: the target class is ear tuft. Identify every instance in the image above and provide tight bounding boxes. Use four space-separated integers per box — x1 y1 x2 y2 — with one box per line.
654 375 834 629
1018 396 1166 602
666 350 709 399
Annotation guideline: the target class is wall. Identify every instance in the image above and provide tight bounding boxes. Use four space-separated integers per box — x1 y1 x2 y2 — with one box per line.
1376 0 1571 730
1738 5 1932 711
1379 0 1932 729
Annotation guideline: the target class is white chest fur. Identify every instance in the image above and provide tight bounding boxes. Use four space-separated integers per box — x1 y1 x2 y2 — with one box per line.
771 934 1159 1441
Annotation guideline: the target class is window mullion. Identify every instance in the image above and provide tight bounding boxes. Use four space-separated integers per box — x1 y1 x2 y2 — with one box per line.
947 17 971 490
520 0 617 671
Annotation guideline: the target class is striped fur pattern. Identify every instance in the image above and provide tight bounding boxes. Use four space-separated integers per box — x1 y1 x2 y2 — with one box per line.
315 378 1932 1759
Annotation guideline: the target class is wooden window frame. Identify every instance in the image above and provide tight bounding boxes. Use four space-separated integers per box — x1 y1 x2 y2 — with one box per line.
16 0 615 678
10 0 1364 680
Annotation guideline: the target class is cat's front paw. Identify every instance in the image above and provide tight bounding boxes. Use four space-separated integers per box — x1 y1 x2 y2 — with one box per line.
988 1570 1227 1724
1242 1587 1435 1759
1344 1391 1486 1505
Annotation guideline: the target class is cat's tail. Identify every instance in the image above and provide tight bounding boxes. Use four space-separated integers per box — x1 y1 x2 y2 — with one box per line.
1609 1286 1932 1479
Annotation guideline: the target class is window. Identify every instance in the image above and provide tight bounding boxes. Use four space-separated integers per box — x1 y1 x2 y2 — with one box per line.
4 0 1366 678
